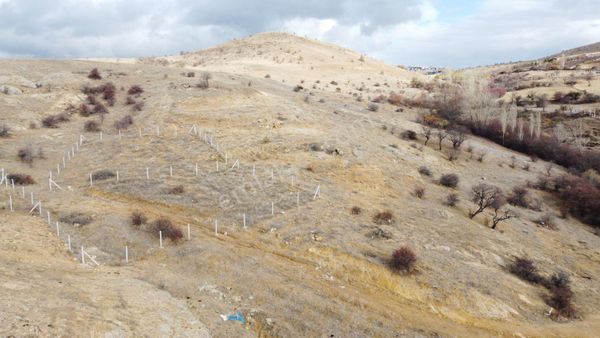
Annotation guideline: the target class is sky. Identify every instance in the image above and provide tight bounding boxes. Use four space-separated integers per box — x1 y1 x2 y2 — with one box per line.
0 0 599 68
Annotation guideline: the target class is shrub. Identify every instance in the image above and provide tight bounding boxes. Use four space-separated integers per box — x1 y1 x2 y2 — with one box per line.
445 193 459 207
60 212 92 225
88 68 102 80
507 186 529 208
101 82 116 106
548 285 576 318
351 206 362 215
131 211 147 226
293 85 303 92
17 147 34 164
127 85 144 96
387 92 404 106
42 113 69 128
93 102 108 115
114 115 134 130
7 174 35 185
84 120 101 132
78 104 93 117
400 130 417 140
132 101 144 112
536 213 557 230
367 103 379 112
389 246 417 273
125 96 136 105
418 165 432 176
92 170 116 181
0 124 10 137
439 173 459 188
414 187 425 199
555 174 600 227
197 73 211 89
153 218 183 242
168 185 185 194
509 257 543 284
373 210 394 225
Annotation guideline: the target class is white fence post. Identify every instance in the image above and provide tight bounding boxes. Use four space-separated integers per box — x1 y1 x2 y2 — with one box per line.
187 224 191 240
125 246 129 263
159 231 163 248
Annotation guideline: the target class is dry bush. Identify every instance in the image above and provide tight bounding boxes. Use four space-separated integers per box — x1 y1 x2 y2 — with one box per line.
367 103 379 112
60 212 92 226
389 246 417 273
387 92 404 106
536 213 557 230
127 85 144 96
78 104 93 117
17 147 34 164
196 73 211 89
507 186 530 208
446 150 459 162
84 120 101 132
439 173 459 188
0 124 10 138
554 174 600 227
88 68 102 80
7 174 35 185
125 96 136 105
374 210 394 225
414 187 425 199
418 165 432 176
168 185 185 194
132 101 144 112
92 170 116 181
130 211 147 226
351 206 362 215
400 130 417 140
544 272 576 319
293 85 303 92
42 113 69 128
448 128 467 149
114 115 134 130
445 193 459 207
153 218 183 242
509 257 543 284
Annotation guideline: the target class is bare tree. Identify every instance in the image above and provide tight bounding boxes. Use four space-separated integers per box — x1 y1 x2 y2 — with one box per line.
448 128 467 149
469 183 504 219
422 126 433 146
436 130 448 150
491 204 517 229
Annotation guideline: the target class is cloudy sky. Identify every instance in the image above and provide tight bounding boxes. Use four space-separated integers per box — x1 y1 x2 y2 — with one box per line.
1 0 599 68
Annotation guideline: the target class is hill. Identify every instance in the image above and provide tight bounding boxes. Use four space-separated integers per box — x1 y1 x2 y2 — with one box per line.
1 34 600 337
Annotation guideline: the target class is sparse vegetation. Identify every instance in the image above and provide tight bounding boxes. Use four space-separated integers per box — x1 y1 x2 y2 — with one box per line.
168 185 185 194
88 68 102 80
367 103 379 112
131 211 147 226
351 206 362 215
60 212 93 226
127 85 144 96
196 73 211 89
114 115 134 130
469 183 504 219
439 173 459 188
153 218 183 242
389 246 417 273
84 120 101 132
509 257 543 284
7 174 35 185
92 170 116 181
0 124 10 138
414 187 425 199
418 165 432 176
373 210 394 225
41 113 70 128
17 147 34 164
445 193 459 207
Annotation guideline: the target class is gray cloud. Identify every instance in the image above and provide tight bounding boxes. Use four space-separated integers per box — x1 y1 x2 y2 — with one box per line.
0 0 599 68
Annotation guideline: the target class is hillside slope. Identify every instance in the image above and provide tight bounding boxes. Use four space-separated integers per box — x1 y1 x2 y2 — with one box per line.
1 36 600 337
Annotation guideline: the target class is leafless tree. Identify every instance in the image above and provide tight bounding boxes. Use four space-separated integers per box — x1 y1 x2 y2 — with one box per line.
448 128 467 149
436 130 448 150
422 126 433 146
469 183 504 219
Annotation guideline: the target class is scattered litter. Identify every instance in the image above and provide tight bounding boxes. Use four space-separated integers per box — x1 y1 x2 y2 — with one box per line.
220 312 246 324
